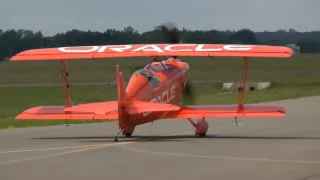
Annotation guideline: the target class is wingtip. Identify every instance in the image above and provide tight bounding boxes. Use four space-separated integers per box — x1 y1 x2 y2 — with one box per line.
170 104 181 111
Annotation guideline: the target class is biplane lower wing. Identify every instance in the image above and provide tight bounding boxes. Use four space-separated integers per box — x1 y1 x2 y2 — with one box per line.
16 103 285 120
15 106 119 120
165 104 286 118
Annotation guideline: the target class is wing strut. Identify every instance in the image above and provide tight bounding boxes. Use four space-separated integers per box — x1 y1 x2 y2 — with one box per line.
60 60 72 125
237 57 248 112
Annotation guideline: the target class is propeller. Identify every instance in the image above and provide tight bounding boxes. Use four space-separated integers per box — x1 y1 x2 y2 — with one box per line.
158 22 181 44
128 22 182 74
182 81 196 105
158 22 182 59
158 22 196 105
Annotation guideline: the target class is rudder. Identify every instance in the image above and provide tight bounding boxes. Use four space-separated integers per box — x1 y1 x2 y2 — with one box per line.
116 65 127 105
116 65 129 128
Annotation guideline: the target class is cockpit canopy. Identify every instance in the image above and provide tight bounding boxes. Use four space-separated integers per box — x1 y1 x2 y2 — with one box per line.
132 69 161 88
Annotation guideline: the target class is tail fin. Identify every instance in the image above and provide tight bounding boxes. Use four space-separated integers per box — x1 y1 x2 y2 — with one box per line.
116 65 127 105
116 65 129 128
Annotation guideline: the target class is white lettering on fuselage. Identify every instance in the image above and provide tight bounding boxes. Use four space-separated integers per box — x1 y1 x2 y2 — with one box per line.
142 84 176 117
58 44 253 53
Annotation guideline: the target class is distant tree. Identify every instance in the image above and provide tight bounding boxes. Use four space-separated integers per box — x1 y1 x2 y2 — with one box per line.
230 29 259 44
1 25 320 60
297 40 320 53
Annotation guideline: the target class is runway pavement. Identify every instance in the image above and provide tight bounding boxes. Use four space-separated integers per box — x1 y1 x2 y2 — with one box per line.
1 96 320 180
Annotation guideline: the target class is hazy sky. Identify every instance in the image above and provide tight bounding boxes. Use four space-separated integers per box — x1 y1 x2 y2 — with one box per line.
1 0 319 36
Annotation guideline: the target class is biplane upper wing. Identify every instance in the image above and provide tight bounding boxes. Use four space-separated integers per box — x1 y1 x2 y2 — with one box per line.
10 44 292 61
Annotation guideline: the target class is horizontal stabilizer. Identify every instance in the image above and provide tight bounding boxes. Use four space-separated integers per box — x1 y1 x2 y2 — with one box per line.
166 104 286 118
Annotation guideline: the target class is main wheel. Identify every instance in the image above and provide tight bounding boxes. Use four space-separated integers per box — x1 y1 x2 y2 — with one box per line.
122 126 135 137
195 118 208 137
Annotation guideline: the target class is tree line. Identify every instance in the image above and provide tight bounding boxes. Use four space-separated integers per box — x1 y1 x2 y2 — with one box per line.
1 26 320 60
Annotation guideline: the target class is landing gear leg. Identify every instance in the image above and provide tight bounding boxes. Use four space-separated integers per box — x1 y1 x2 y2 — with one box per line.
187 118 196 127
115 129 122 142
234 117 239 126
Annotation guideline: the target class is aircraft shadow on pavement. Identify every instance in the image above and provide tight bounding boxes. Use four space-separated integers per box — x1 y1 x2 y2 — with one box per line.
30 135 320 143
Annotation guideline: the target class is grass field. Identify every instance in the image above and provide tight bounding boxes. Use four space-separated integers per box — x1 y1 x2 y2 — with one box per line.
1 54 320 84
0 54 319 129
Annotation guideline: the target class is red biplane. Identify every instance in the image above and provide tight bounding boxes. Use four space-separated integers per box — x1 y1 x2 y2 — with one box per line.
10 43 292 142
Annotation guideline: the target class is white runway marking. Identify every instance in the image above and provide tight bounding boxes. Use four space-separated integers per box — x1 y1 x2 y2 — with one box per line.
0 130 195 155
0 142 135 165
0 142 135 154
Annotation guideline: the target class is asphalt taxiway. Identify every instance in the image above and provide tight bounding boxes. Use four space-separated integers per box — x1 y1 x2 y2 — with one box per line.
1 96 320 180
